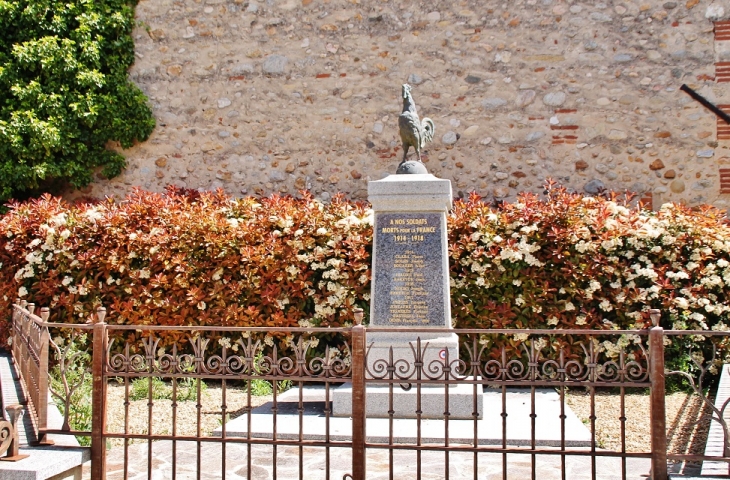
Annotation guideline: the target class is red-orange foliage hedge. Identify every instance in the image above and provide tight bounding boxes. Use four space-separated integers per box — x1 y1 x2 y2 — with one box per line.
0 188 372 344
3 184 730 354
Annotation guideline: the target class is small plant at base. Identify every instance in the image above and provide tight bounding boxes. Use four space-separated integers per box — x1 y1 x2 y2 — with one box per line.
176 376 206 402
246 352 292 396
128 375 206 401
129 377 170 401
249 378 272 397
48 331 92 446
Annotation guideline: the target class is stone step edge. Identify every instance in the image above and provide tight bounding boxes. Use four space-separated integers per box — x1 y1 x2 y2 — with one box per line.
0 351 90 480
701 363 730 476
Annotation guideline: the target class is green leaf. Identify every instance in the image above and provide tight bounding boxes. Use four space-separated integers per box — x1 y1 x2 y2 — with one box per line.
0 0 154 203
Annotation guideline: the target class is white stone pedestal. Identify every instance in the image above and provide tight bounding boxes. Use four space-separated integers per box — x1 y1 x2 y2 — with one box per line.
332 173 483 420
365 331 459 380
333 382 483 420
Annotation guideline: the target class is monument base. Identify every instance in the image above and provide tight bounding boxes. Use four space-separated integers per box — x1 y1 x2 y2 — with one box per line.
332 382 483 420
333 332 484 419
365 331 460 379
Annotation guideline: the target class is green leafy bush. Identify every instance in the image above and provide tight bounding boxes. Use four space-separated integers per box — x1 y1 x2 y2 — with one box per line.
0 0 154 204
128 376 204 402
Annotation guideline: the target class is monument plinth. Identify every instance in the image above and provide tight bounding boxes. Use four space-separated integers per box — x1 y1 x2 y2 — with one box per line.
333 174 483 419
366 174 459 374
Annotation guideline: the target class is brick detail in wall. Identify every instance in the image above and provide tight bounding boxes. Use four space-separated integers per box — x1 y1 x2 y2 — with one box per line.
715 21 730 41
551 109 578 145
716 22 730 82
717 62 730 83
719 105 730 141
639 191 653 210
721 169 730 194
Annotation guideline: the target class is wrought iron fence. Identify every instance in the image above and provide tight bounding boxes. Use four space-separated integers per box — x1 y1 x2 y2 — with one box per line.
5 301 730 479
9 302 51 445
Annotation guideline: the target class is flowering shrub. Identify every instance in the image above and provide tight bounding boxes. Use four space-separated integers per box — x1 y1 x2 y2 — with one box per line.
2 183 730 367
0 187 372 349
449 183 730 332
449 183 730 371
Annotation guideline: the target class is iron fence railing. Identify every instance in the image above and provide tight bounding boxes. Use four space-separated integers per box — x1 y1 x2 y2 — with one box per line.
5 301 730 479
9 302 51 445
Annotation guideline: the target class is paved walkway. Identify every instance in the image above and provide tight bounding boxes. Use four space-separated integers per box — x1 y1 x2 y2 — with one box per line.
100 440 653 480
219 386 592 447
95 386 652 479
701 365 730 476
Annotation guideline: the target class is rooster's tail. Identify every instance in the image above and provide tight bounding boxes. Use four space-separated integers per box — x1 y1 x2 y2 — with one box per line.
420 118 435 147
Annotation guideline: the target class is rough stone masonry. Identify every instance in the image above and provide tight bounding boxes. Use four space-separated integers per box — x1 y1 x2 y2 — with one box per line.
78 0 730 208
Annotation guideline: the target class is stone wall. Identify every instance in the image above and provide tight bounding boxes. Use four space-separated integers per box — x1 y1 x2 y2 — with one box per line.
80 0 730 208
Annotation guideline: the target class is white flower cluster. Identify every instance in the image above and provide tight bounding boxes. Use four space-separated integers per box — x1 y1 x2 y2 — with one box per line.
13 212 79 304
497 236 544 267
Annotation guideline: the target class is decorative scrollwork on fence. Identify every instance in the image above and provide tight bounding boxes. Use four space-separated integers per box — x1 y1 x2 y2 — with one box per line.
365 334 649 384
0 419 13 457
367 338 469 381
107 334 352 379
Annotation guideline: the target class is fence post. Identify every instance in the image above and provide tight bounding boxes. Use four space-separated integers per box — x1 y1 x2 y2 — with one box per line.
3 404 29 460
649 309 667 480
37 307 51 445
351 308 366 480
11 301 20 381
91 307 108 480
23 304 33 389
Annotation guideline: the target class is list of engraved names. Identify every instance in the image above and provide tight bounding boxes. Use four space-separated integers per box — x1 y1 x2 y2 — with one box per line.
373 213 445 327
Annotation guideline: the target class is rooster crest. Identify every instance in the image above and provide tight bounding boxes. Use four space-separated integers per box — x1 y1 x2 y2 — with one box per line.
398 83 435 167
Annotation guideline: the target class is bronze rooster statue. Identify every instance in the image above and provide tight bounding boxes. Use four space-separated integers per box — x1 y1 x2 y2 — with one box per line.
398 83 435 165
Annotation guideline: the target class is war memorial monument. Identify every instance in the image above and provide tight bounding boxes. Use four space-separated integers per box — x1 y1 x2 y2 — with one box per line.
333 85 484 419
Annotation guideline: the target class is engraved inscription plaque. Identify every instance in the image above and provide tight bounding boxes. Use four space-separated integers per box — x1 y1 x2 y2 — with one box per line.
372 212 445 327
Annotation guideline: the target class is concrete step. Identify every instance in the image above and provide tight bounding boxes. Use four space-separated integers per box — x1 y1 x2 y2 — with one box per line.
0 352 90 480
701 363 730 476
217 385 592 447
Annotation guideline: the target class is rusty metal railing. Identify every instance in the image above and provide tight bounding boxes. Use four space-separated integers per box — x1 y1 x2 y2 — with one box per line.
8 301 730 479
10 301 51 445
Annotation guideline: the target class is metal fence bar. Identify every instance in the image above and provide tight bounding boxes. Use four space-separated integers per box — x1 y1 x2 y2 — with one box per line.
36 307 50 445
649 310 668 480
444 346 451 479
324 380 332 480
501 382 507 480
298 378 304 480
196 375 203 480
91 309 108 480
386 345 394 480
350 309 366 480
221 375 227 480
171 375 178 480
620 383 627 480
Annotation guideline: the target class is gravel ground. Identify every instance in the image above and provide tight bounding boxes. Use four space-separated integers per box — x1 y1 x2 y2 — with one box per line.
565 388 711 455
105 382 272 447
105 382 712 456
